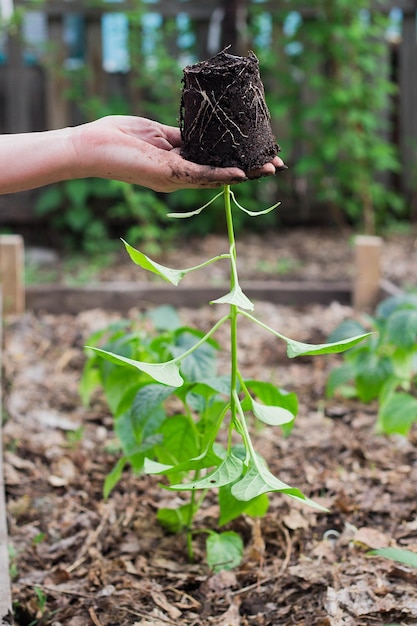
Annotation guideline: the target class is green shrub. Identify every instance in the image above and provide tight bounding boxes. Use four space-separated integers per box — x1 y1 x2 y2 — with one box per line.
327 293 417 435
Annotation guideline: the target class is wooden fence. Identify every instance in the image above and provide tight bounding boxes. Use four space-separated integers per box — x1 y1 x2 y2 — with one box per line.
1 0 416 226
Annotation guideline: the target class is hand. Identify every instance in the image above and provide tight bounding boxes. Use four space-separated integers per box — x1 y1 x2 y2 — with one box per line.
73 116 286 192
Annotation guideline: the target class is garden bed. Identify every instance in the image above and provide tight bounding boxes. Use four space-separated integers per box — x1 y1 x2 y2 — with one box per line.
1 225 417 624
2 298 417 626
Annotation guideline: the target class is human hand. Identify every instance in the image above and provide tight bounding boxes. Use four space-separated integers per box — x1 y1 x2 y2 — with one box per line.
73 116 286 192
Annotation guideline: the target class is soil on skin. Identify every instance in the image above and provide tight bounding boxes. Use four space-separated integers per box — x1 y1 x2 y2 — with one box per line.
180 50 278 171
3 228 417 626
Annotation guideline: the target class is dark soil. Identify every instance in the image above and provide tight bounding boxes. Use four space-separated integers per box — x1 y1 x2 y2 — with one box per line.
180 49 278 171
3 228 417 625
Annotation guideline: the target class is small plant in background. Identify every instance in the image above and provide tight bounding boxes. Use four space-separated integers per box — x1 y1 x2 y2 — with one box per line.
326 293 417 435
82 185 369 569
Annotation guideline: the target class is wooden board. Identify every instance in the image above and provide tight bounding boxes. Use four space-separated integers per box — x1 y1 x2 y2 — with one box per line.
26 280 353 314
0 292 13 624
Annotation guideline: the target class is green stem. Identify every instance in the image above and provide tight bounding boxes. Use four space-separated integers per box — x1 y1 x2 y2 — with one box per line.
223 185 239 428
183 253 231 274
170 313 230 364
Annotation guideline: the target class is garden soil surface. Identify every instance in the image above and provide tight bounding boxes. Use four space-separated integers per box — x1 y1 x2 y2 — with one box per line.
4 227 417 626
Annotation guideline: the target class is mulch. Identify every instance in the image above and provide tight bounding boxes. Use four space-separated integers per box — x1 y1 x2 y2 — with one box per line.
3 227 417 625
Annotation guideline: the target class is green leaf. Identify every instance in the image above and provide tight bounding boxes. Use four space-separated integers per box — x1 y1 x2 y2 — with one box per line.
144 445 223 476
79 359 101 407
251 398 295 426
219 485 269 526
206 531 244 573
211 283 254 310
172 331 217 381
246 380 298 416
356 354 393 403
167 190 223 218
103 457 127 499
286 333 372 358
231 462 304 502
122 239 188 285
386 309 417 349
85 346 183 387
169 453 243 491
230 190 281 216
241 312 370 357
148 305 181 332
155 415 200 473
377 392 417 436
157 504 193 533
369 547 417 569
326 363 356 398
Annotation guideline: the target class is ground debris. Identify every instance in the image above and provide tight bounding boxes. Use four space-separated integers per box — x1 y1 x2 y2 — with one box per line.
3 290 417 624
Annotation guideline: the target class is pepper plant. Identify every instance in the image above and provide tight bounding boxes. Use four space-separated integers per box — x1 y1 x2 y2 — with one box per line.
82 185 369 566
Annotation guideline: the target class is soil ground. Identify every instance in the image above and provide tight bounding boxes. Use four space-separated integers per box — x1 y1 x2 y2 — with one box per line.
3 226 417 626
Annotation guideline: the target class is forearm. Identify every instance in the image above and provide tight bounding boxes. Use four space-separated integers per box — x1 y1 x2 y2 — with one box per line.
0 127 79 194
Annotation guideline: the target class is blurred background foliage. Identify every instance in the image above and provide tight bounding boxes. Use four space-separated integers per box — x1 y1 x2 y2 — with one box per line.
2 0 416 253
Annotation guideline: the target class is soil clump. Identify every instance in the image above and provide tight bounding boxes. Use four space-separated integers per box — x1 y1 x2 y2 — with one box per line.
180 49 278 171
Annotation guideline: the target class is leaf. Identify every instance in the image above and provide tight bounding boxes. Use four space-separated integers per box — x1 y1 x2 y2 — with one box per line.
231 462 304 502
241 312 371 357
377 392 417 436
285 333 372 358
251 398 295 426
211 283 254 310
103 457 127 499
157 503 194 533
325 363 356 398
122 239 188 285
206 531 244 573
219 484 269 526
386 309 417 349
86 346 183 387
144 445 223 476
369 547 417 569
172 331 217 381
148 305 182 332
155 415 200 472
230 190 281 216
169 453 243 491
167 190 223 218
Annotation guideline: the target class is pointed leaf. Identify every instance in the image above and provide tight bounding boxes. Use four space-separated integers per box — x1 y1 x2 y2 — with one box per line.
169 453 243 491
86 346 183 387
231 463 304 502
370 547 417 569
211 284 254 310
122 239 187 285
252 399 295 426
167 190 223 218
285 333 372 358
230 190 281 216
144 446 223 476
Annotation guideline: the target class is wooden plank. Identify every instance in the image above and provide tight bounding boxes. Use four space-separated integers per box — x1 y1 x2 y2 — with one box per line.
0 292 13 623
25 280 352 314
0 235 25 316
353 235 382 311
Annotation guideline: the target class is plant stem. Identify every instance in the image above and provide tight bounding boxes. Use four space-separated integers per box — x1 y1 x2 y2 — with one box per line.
223 185 239 428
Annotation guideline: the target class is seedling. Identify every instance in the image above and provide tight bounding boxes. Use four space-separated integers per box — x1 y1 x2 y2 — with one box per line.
82 50 369 569
326 293 417 435
83 185 369 566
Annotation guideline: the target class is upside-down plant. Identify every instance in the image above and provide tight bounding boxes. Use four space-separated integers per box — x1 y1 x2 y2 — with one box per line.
82 185 369 567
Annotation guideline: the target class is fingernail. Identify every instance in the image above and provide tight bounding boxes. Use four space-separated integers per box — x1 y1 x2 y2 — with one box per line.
275 165 288 173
